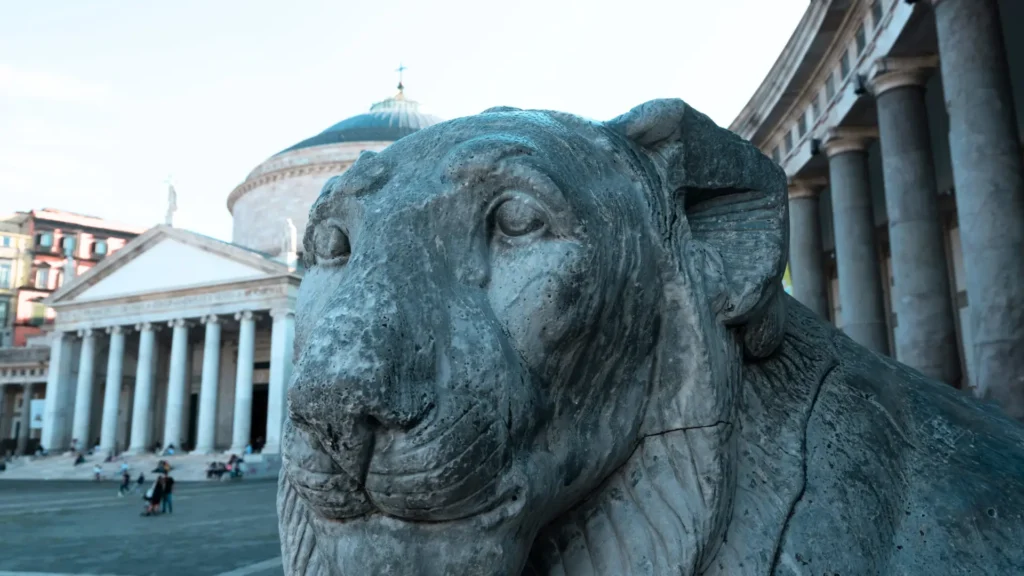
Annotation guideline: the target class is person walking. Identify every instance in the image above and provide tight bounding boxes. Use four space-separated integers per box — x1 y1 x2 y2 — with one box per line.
142 476 165 516
118 469 131 497
161 472 175 514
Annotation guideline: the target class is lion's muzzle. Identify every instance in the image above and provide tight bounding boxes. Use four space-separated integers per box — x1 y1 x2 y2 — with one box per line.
286 274 517 523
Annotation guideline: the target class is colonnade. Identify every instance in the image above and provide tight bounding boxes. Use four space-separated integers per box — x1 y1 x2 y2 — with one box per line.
40 308 295 455
787 0 1024 418
0 382 39 455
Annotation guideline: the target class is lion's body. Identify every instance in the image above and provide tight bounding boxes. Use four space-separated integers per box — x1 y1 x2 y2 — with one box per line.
522 298 1024 575
770 299 1024 575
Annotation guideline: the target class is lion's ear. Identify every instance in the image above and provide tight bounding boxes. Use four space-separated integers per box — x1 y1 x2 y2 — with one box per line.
606 99 788 356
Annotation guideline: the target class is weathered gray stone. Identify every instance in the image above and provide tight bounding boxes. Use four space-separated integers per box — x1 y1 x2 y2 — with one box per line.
279 99 1024 575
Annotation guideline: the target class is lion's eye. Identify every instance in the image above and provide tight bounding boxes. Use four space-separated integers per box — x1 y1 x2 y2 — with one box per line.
494 198 547 238
313 223 351 265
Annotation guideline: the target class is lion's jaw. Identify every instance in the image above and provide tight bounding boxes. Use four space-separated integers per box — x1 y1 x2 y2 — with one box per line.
525 264 742 575
280 454 550 576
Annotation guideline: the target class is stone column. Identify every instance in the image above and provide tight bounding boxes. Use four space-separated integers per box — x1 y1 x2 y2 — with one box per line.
0 386 9 448
868 57 961 384
0 386 6 445
16 383 33 455
788 180 830 319
194 315 222 454
41 331 72 451
70 328 97 449
162 319 190 450
932 0 1024 417
98 326 126 454
230 311 257 454
824 128 889 354
128 322 156 454
264 308 295 454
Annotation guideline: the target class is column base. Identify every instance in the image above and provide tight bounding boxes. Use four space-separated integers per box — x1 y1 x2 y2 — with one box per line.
190 447 216 456
260 444 280 455
226 446 249 456
124 447 150 456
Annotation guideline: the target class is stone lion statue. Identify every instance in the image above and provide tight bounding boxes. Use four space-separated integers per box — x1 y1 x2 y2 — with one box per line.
279 98 1024 575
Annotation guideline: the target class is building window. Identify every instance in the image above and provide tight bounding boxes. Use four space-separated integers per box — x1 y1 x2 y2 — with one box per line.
871 0 884 28
855 24 867 55
812 92 822 120
825 72 837 102
840 49 852 79
60 235 76 253
92 240 107 256
36 232 53 249
771 147 781 164
0 299 8 326
30 302 46 326
54 269 64 288
34 267 49 289
784 130 794 153
0 235 10 247
797 111 808 138
0 260 10 288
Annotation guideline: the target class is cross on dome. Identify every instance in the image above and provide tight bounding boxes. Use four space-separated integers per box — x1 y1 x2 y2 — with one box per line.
395 63 407 92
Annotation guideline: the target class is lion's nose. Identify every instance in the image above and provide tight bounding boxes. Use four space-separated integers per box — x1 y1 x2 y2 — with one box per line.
288 292 440 441
289 350 438 437
349 374 437 432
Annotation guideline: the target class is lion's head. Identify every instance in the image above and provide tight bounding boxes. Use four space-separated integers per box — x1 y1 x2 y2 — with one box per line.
279 99 788 575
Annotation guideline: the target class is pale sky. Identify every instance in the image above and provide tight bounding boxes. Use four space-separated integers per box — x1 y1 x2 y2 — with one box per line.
0 0 809 241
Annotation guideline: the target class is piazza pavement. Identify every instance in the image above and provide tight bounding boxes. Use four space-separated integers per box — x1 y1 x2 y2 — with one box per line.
0 478 282 576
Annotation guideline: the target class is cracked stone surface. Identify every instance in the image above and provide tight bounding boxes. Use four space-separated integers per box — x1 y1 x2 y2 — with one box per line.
278 98 1024 575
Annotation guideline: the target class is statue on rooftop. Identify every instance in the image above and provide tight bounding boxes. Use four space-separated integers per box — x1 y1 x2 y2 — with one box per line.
279 98 1024 575
283 218 297 260
164 177 178 227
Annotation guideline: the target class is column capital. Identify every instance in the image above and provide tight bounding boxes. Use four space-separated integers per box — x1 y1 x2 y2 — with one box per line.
787 177 827 200
822 127 879 157
234 310 257 322
168 318 192 329
867 56 939 96
105 325 127 336
201 314 221 325
76 328 95 338
135 321 156 332
269 308 295 319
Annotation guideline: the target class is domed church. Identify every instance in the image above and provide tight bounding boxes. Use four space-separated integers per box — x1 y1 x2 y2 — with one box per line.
228 85 444 257
37 84 442 466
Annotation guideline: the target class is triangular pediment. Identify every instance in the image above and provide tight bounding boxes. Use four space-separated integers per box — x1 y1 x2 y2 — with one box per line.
48 225 292 305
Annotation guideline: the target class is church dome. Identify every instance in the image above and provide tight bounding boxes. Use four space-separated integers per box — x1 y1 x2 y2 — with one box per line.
228 85 444 257
279 90 444 155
